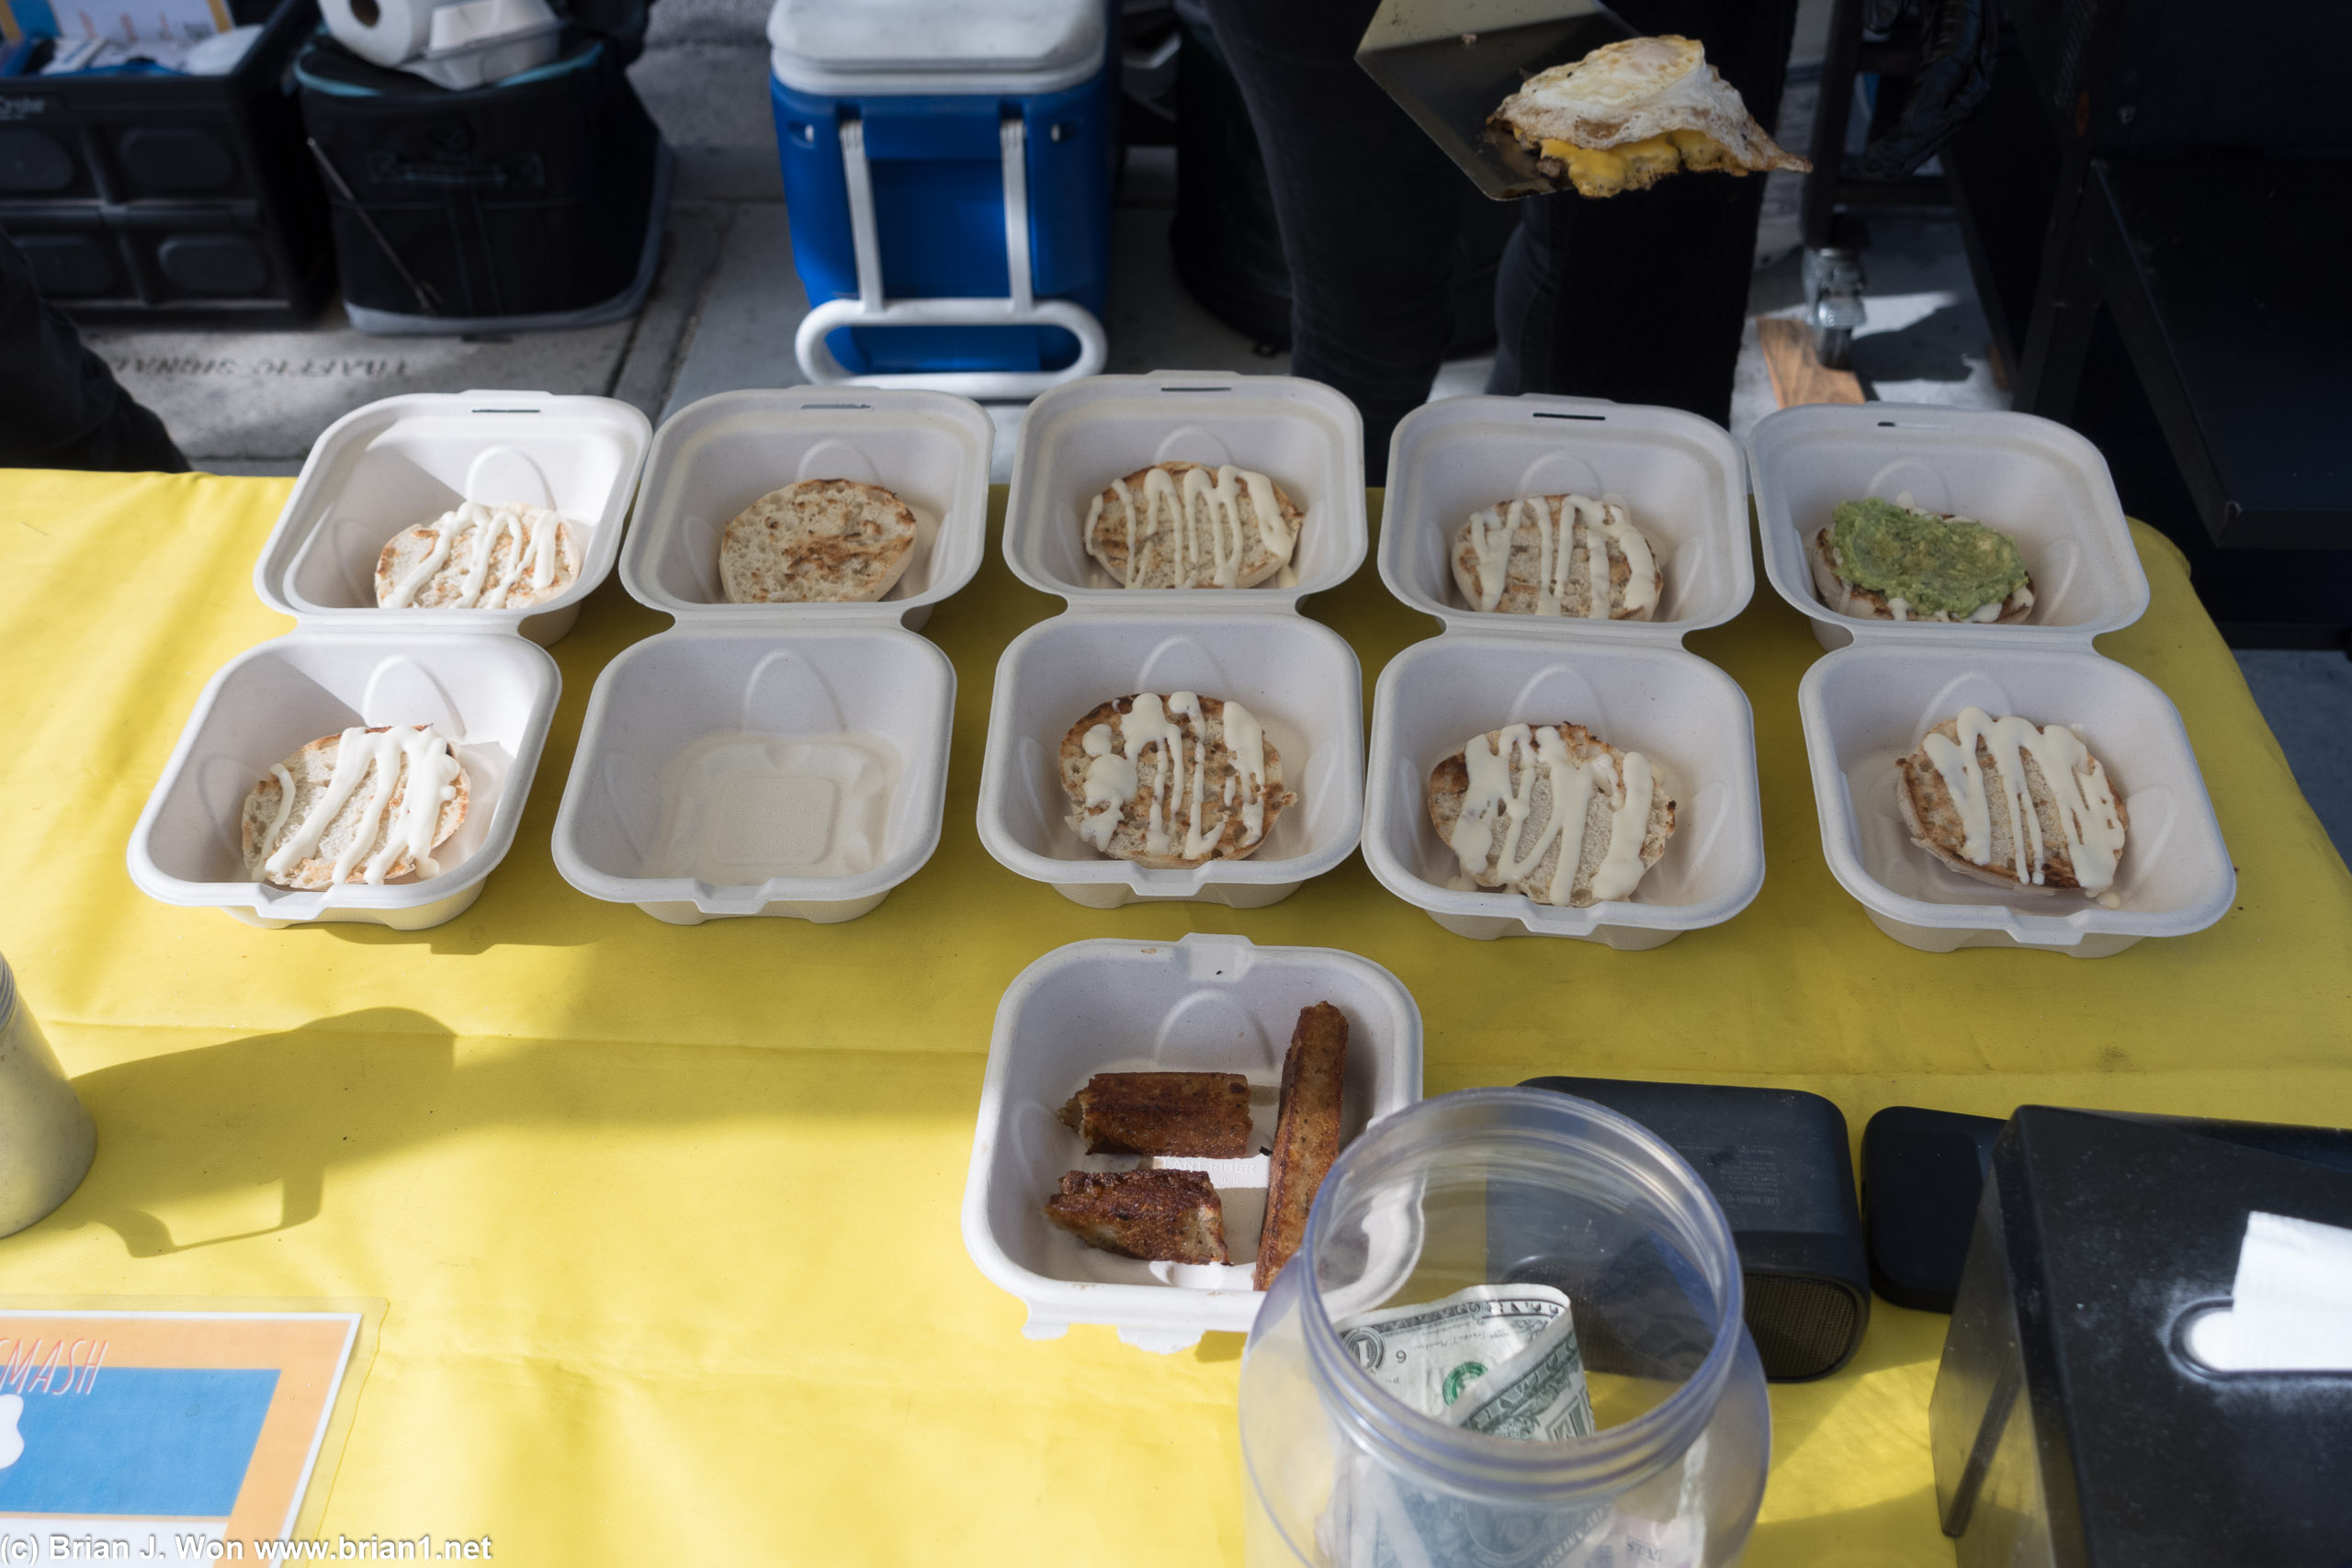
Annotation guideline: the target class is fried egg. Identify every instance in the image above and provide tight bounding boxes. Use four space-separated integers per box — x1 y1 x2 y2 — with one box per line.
1493 35 1811 198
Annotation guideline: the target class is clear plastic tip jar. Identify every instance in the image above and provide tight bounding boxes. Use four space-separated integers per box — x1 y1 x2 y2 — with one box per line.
1239 1089 1770 1568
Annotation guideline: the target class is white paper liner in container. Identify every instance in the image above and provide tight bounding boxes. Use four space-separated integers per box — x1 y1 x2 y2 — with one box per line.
256 390 652 648
1001 371 1367 606
551 626 954 923
1364 637 1764 946
619 388 993 633
1798 643 2233 957
1377 394 1753 637
978 372 1370 908
961 933 1424 1352
1747 403 2148 652
129 632 559 931
553 386 990 924
1364 395 1763 945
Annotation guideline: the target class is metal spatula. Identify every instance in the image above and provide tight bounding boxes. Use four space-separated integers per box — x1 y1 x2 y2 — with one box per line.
1355 0 1633 200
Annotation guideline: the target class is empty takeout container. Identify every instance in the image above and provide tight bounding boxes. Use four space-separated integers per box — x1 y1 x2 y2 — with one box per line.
1364 395 1764 945
130 390 637 930
961 932 1423 1352
1748 403 2148 651
553 387 991 923
978 372 1368 908
1758 404 2228 956
551 626 953 923
257 389 652 646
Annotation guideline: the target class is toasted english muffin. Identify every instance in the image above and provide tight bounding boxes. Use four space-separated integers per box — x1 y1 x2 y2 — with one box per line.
1812 527 2034 625
1084 460 1304 590
241 726 469 891
1428 723 1676 907
719 479 919 604
1057 693 1295 869
1451 494 1663 619
376 502 582 610
1895 713 2129 895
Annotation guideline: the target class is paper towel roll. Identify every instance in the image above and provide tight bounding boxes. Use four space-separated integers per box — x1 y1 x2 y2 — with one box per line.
321 0 438 68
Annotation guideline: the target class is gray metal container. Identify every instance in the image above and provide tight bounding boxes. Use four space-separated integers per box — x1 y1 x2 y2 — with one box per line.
0 958 97 1239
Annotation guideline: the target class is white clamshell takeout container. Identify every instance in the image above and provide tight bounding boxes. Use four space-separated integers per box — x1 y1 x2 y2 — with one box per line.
131 390 647 930
553 387 991 924
961 933 1424 1353
129 632 558 931
552 626 954 924
1748 402 2148 651
257 389 652 647
1798 636 2233 957
1000 370 1368 606
1754 402 2230 956
619 387 993 634
1364 394 1765 945
978 373 1368 908
1366 636 1764 947
1377 392 1754 639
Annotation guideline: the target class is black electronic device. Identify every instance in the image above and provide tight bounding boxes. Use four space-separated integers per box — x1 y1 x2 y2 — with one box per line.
1862 1106 2003 1313
1931 1106 2352 1567
1518 1077 1869 1382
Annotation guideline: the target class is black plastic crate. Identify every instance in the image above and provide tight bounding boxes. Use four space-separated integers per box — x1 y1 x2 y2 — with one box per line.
0 0 333 326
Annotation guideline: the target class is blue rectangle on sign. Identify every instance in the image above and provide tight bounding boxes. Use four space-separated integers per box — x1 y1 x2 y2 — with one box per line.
0 1368 279 1517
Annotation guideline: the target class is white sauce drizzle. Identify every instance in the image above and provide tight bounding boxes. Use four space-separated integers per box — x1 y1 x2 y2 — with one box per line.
1919 706 2126 893
1083 465 1296 589
1461 495 1655 617
260 725 462 886
1444 724 1657 904
386 502 568 608
1075 694 1275 858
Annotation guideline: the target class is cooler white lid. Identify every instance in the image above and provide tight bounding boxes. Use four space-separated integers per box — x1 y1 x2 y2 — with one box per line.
768 0 1105 96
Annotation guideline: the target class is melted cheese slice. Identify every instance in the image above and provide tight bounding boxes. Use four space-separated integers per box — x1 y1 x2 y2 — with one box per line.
1537 131 1737 197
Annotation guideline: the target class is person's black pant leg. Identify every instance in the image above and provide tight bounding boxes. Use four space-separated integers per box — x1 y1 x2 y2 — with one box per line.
1203 0 1464 479
0 233 187 473
1490 0 1800 424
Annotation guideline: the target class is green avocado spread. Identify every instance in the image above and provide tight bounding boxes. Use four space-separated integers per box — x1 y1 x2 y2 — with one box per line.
1828 498 2028 617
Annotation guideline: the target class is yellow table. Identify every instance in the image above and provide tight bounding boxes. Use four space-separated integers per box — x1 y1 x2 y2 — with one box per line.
2 468 2347 1565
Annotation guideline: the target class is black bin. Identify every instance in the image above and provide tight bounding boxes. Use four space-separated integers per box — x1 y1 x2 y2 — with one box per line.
294 31 665 333
0 0 334 326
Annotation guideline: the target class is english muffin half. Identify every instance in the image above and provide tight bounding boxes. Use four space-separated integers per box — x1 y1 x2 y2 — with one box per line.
719 479 920 604
1084 460 1304 590
1894 711 2128 895
242 726 469 890
1057 692 1295 868
1428 722 1676 907
1451 494 1664 619
376 502 582 610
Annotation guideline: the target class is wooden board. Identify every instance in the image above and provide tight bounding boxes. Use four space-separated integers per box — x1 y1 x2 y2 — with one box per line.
1758 315 1866 408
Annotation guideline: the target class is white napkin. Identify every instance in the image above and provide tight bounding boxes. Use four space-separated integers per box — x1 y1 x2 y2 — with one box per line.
2184 1211 2352 1373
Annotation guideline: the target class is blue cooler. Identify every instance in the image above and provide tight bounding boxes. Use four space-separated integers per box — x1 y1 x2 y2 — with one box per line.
768 0 1116 396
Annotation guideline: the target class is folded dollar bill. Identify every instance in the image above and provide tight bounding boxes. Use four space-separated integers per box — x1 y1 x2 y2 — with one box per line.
1337 1283 1597 1438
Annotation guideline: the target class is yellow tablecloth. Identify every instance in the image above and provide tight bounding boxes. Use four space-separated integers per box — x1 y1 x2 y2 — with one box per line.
2 468 2347 1565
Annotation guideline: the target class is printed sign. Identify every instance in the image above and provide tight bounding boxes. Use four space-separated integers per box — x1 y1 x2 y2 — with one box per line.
0 1312 361 1560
